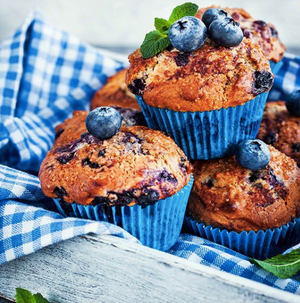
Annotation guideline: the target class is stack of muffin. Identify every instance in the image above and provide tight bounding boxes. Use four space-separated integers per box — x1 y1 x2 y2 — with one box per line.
39 4 300 258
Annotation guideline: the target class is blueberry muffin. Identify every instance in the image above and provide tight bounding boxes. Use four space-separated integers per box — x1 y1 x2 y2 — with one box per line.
126 34 273 159
257 101 300 166
196 7 286 64
185 145 300 259
187 146 300 232
40 111 192 206
39 110 193 251
91 68 140 110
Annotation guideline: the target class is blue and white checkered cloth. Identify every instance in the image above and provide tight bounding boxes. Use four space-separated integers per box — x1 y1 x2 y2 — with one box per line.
1 12 300 296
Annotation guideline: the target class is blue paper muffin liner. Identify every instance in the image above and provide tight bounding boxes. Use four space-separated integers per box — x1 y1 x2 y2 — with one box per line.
53 174 194 251
136 93 268 160
270 60 283 74
183 215 300 260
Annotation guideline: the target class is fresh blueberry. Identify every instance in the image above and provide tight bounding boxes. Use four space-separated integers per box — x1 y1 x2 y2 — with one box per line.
168 16 207 52
202 8 231 28
86 107 122 140
235 139 271 171
252 71 274 95
286 89 300 117
209 17 243 47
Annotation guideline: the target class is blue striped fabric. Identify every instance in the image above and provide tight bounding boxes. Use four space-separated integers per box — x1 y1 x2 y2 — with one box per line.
1 12 300 297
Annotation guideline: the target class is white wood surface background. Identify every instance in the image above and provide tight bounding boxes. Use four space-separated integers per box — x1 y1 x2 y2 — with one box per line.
0 235 299 303
0 0 299 55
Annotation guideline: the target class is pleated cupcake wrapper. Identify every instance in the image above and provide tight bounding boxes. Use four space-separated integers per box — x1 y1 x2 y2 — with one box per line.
136 93 268 160
270 60 284 74
183 215 300 260
53 174 194 251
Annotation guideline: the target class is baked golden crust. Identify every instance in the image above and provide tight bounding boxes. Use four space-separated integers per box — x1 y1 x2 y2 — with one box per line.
257 101 300 167
187 146 300 232
196 7 286 62
39 111 192 206
91 69 140 110
126 38 272 112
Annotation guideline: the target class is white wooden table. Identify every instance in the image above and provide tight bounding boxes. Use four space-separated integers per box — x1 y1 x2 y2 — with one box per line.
0 234 299 303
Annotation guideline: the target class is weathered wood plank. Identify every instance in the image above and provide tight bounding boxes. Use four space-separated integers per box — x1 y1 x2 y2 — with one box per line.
0 235 299 303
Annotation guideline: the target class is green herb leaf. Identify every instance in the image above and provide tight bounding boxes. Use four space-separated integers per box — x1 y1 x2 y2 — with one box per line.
15 288 49 303
168 2 199 24
33 293 50 303
140 30 170 59
15 288 35 303
154 18 172 34
139 2 199 58
249 249 300 279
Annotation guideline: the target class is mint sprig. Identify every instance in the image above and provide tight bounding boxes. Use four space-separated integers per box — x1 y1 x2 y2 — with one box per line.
168 2 199 24
154 18 171 35
140 2 199 58
140 31 171 59
249 249 300 279
15 288 49 303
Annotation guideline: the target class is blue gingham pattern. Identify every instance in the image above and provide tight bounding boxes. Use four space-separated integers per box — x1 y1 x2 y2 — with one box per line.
268 53 300 101
0 12 123 172
169 235 300 295
1 12 300 297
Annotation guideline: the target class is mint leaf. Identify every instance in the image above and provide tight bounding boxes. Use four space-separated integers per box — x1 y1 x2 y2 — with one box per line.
140 30 170 59
33 293 50 303
15 288 35 303
249 249 300 279
154 18 171 34
139 2 199 58
168 2 199 24
15 288 49 303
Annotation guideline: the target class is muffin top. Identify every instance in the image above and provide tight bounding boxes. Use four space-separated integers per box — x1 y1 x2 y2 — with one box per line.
39 111 192 206
111 106 146 127
126 38 273 112
257 101 300 167
196 7 286 62
187 146 300 232
91 68 140 110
